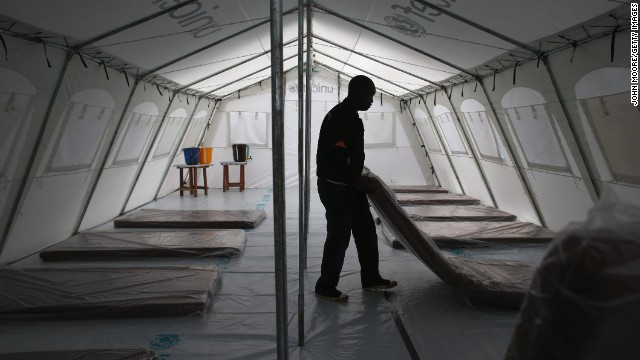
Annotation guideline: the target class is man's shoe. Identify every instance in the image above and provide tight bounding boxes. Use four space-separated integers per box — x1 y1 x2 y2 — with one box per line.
315 287 348 302
363 279 398 291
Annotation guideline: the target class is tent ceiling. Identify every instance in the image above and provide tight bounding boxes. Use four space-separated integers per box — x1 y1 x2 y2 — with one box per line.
0 0 626 98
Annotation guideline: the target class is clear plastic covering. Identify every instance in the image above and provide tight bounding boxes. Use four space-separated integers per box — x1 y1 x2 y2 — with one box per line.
113 209 267 229
388 185 449 193
403 205 517 222
505 193 640 359
39 230 246 261
364 168 537 307
395 192 481 205
415 221 555 247
0 266 219 319
0 348 157 360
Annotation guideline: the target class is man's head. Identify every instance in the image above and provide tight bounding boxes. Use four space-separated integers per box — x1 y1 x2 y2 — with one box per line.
347 75 376 111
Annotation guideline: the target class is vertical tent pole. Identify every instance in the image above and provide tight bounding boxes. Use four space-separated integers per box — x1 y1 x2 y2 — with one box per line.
304 2 313 272
297 0 306 347
270 0 289 358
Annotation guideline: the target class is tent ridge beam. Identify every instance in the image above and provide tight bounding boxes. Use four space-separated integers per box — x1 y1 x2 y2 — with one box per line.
413 0 541 56
312 2 476 78
141 6 298 78
315 62 400 99
205 53 299 96
313 34 443 89
177 37 299 91
74 0 200 50
313 49 420 96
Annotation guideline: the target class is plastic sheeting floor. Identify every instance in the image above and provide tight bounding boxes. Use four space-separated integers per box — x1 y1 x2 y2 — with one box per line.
0 187 549 359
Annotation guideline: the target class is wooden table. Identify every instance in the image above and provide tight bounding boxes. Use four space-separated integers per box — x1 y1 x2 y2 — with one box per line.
175 164 212 197
220 161 248 192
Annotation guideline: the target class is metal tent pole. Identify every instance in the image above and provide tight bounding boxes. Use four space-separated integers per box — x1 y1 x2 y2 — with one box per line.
297 0 306 348
142 6 298 77
74 0 200 49
270 0 289 358
304 0 313 273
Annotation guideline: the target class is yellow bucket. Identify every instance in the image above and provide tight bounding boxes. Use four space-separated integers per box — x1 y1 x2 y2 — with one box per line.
198 147 213 164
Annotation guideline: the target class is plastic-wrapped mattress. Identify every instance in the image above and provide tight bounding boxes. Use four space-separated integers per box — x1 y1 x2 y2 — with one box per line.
365 169 536 307
403 205 517 222
39 230 246 261
415 221 555 247
389 185 449 193
0 349 157 359
506 197 640 359
114 209 266 229
0 266 219 319
395 192 480 205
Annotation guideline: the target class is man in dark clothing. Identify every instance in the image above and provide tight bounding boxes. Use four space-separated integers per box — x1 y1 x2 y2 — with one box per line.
315 75 397 302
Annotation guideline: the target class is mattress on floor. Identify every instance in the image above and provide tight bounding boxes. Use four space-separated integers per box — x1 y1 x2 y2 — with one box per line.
114 209 266 229
365 168 536 307
39 230 246 261
403 205 517 222
0 349 157 360
415 221 555 247
395 192 480 205
389 185 448 193
0 266 219 319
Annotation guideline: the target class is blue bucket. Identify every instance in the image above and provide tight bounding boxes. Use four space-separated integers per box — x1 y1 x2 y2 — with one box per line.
183 147 199 165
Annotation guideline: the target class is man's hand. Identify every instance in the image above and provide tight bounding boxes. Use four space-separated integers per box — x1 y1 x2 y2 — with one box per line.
351 175 376 193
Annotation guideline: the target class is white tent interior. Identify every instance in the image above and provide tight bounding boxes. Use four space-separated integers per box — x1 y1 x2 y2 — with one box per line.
0 0 638 359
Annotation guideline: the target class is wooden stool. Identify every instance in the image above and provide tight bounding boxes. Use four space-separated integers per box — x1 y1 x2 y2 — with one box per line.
176 164 212 197
220 161 247 192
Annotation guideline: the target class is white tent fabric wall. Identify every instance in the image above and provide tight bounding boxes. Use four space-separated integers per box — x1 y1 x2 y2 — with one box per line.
1 47 137 263
125 96 194 211
406 29 638 231
0 35 64 252
200 67 434 190
80 82 171 230
0 0 634 279
156 102 215 199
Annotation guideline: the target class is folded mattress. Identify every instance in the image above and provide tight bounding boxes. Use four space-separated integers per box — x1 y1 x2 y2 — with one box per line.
114 209 266 229
395 192 480 205
0 266 219 319
403 205 517 222
365 169 537 307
